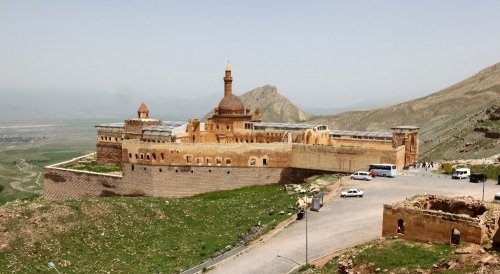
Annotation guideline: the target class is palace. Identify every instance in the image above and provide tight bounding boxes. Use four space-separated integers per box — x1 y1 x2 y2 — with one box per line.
44 65 419 200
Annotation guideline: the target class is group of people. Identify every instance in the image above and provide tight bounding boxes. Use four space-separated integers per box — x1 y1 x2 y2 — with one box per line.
412 161 441 171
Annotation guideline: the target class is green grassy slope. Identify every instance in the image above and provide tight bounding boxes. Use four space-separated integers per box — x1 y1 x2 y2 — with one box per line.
0 185 298 273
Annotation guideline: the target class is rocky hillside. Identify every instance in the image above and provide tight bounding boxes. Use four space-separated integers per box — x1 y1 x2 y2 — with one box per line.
205 85 312 123
308 62 500 160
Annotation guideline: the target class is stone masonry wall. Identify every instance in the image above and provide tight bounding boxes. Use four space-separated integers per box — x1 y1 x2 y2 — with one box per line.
122 163 292 198
291 144 406 172
96 143 122 164
382 205 485 244
44 157 151 200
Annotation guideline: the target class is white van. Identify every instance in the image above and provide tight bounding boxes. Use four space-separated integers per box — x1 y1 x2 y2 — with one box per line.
452 168 470 179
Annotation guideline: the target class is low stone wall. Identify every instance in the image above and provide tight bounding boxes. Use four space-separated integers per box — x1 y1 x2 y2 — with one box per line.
382 205 485 244
44 155 149 200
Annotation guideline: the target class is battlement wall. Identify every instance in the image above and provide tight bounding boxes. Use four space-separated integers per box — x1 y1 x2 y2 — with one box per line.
382 205 485 244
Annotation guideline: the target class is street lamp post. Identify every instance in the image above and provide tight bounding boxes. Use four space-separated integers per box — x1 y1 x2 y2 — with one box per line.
48 262 61 274
482 158 486 202
305 201 308 265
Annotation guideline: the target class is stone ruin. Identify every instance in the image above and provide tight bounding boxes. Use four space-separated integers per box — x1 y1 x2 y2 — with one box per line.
382 195 500 246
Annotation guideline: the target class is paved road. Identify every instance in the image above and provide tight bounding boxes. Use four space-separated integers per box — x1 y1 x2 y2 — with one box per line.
209 169 500 274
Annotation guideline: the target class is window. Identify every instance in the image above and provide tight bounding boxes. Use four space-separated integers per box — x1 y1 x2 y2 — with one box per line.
225 158 231 165
147 154 150 160
160 153 165 160
216 158 222 166
115 137 118 141
128 153 132 158
131 164 134 171
263 158 268 166
152 153 156 160
135 154 138 159
140 154 144 159
186 155 192 163
191 170 194 173
250 158 256 166
207 158 212 165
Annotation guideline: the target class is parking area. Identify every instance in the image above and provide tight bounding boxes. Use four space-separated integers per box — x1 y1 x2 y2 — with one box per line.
209 169 500 274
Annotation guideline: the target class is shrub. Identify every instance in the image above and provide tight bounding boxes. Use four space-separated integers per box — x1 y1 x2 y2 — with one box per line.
442 163 454 174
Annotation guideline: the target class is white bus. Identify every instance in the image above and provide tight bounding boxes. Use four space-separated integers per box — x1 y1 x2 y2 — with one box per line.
369 164 397 177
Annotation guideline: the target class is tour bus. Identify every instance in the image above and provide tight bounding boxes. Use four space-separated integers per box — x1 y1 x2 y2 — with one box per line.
368 164 397 177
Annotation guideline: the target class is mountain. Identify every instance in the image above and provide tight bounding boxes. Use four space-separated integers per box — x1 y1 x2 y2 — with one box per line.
205 85 312 123
308 62 500 160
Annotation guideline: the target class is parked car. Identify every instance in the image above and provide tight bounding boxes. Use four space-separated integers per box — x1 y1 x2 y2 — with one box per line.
350 171 372 181
369 170 377 177
469 173 487 183
452 168 470 179
341 188 364 198
495 192 500 201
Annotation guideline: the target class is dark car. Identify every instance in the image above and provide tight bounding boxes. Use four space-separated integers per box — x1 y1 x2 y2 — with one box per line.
470 173 487 183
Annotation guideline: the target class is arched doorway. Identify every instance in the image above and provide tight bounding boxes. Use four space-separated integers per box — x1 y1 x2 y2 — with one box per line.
451 229 460 245
397 219 405 234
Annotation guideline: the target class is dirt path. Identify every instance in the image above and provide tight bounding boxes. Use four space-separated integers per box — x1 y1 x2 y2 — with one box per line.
9 159 43 194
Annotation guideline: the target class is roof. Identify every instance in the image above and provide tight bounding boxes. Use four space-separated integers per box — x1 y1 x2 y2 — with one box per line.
391 125 419 130
95 122 124 129
247 122 327 131
138 102 149 113
330 130 392 139
218 94 245 114
142 121 187 136
225 63 231 71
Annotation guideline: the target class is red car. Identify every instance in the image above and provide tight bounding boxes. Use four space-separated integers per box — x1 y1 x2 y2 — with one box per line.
369 170 377 177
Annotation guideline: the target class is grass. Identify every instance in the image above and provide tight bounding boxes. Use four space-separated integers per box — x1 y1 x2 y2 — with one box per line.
67 163 122 173
481 119 500 130
316 239 453 273
353 240 452 270
0 184 298 273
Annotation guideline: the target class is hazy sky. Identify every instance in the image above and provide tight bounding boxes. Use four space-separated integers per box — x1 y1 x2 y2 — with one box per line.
1 1 500 110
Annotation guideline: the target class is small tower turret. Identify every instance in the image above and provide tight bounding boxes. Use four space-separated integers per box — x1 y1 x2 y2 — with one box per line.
137 102 149 119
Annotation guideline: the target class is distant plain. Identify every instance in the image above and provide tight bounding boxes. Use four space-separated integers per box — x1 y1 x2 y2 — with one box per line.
0 119 99 204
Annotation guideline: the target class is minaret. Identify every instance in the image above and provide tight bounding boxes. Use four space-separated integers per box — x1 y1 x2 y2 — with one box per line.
224 63 232 97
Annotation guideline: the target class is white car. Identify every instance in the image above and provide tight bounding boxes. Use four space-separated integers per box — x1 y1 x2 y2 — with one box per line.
350 171 372 181
341 188 364 198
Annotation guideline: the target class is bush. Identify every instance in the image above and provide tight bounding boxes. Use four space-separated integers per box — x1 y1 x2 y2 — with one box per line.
442 163 454 174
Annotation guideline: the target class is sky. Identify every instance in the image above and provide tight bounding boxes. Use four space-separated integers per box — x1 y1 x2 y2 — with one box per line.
1 0 500 113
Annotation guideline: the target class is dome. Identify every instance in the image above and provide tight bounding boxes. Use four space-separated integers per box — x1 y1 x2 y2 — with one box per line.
218 94 245 114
